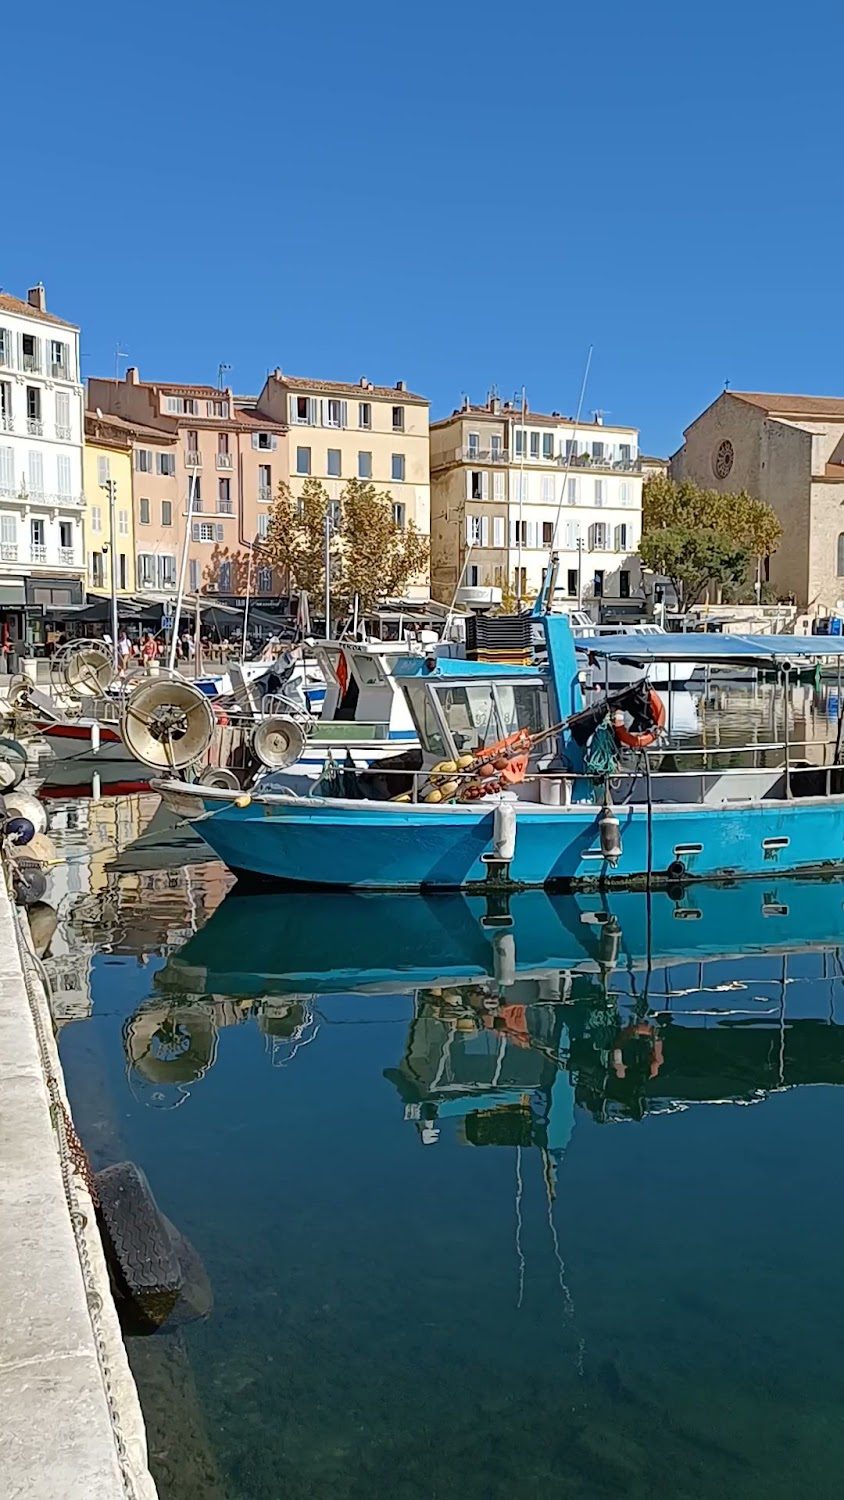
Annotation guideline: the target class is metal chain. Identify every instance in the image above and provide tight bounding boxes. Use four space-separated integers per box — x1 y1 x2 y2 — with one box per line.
46 1084 99 1207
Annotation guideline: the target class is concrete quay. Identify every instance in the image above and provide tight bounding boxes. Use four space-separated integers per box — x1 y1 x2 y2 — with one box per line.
0 867 157 1499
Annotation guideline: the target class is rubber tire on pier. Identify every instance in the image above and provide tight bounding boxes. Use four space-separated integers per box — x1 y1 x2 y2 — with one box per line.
95 1161 184 1332
10 856 47 906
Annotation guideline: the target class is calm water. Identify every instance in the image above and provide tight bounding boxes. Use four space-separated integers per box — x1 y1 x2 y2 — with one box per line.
42 682 844 1500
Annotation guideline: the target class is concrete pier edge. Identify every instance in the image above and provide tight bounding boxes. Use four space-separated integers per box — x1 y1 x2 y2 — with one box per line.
0 861 158 1499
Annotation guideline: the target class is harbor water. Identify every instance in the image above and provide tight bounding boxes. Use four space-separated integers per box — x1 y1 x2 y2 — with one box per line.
44 680 844 1499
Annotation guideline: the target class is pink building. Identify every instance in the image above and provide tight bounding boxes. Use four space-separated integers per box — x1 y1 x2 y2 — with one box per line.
87 369 288 603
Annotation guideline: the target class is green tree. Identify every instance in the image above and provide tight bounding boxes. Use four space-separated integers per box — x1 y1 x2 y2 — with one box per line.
640 475 782 610
338 478 429 611
263 478 335 610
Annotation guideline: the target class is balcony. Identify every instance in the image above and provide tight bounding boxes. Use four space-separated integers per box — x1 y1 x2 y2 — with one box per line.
30 544 47 563
58 547 75 566
0 415 13 433
257 485 273 503
50 362 70 380
218 500 233 515
22 354 40 375
55 423 72 440
1 543 17 561
560 452 641 472
462 446 509 464
185 449 202 467
216 452 233 470
26 418 44 436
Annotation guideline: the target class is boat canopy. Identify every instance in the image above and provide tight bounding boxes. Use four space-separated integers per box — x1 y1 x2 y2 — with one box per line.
575 632 844 666
394 656 542 682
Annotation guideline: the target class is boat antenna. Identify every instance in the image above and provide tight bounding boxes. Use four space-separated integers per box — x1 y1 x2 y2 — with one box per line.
548 346 593 593
444 540 475 637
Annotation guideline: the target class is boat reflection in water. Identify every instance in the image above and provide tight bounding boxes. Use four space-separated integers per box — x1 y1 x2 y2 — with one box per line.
146 877 844 1132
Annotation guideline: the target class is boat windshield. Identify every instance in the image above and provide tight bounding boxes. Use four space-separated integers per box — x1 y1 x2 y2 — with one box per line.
434 682 546 755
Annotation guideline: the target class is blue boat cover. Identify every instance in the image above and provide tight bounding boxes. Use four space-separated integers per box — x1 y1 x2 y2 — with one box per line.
575 633 844 664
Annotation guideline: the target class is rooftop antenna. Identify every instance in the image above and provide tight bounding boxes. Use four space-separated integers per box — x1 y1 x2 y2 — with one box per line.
590 408 610 425
114 344 128 380
218 362 232 390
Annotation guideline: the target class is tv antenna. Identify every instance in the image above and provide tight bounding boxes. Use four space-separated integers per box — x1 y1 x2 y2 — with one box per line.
114 344 128 380
218 362 232 390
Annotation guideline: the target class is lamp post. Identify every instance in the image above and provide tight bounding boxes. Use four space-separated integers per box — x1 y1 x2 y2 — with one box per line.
99 479 119 668
576 535 584 609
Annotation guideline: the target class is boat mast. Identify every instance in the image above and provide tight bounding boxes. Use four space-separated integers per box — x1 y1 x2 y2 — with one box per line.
168 467 198 670
548 346 593 605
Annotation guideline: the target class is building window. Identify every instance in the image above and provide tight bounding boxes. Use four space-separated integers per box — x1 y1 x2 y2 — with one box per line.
392 502 406 529
529 431 540 460
324 399 346 428
91 552 104 587
0 328 11 366
55 391 70 435
615 523 629 552
257 566 272 593
136 553 154 587
619 443 632 464
297 447 311 476
257 513 270 541
139 498 150 525
392 406 405 432
589 522 610 550
493 516 504 548
135 448 152 473
22 334 40 373
567 569 578 597
156 452 176 476
470 471 484 500
59 521 73 549
619 570 630 598
620 482 631 506
391 453 405 482
467 515 483 545
218 478 232 513
358 402 371 430
158 555 176 588
567 477 578 505
219 561 232 592
327 448 342 478
26 386 41 422
594 479 604 507
218 432 229 454
207 400 229 418
50 339 69 378
190 476 202 510
542 521 553 546
565 439 577 461
593 569 604 598
90 505 101 532
490 434 502 459
258 464 272 501
28 450 44 495
592 441 605 461
467 432 480 457
540 476 554 503
57 454 72 497
542 433 554 459
0 380 10 427
255 431 276 450
514 430 526 458
31 518 45 546
186 430 199 456
118 509 129 535
194 522 215 542
161 500 172 526
358 451 372 479
467 564 479 587
293 395 317 425
493 471 504 501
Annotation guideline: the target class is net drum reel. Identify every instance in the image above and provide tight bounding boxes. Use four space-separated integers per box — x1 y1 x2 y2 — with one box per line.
119 676 216 772
50 638 117 699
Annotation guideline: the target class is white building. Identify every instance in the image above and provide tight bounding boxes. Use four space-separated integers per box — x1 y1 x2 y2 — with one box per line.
0 285 85 646
430 397 643 612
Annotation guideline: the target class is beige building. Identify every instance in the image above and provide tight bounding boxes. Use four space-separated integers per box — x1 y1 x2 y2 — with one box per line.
670 391 844 613
256 369 431 594
87 370 287 601
82 412 137 594
430 396 642 608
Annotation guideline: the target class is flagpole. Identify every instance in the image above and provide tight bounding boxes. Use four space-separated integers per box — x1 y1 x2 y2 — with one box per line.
517 385 526 607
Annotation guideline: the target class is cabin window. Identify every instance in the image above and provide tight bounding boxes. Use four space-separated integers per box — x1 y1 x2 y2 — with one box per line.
403 684 448 758
434 681 546 754
837 533 844 576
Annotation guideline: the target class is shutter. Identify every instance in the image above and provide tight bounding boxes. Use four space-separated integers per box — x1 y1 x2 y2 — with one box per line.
216 524 224 542
509 518 517 547
192 523 200 541
466 471 473 500
493 471 504 501
308 397 318 424
252 433 260 449
340 401 348 428
321 399 329 426
1 513 15 543
288 395 297 423
270 434 277 450
481 471 489 500
57 455 71 496
0 446 12 491
493 517 504 548
588 524 595 549
481 516 489 546
28 450 44 493
465 516 474 545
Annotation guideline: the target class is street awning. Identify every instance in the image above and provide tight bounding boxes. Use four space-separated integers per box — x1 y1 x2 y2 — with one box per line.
0 583 26 607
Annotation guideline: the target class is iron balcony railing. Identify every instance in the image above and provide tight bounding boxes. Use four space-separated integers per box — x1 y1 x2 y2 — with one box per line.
216 452 233 469
30 544 47 562
26 418 43 436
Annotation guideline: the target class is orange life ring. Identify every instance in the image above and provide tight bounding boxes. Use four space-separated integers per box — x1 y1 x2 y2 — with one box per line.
612 689 665 751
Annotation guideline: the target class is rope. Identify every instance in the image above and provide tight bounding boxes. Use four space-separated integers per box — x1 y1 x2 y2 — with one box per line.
583 720 619 778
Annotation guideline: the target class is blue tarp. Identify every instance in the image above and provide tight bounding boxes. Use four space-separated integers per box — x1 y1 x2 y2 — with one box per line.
576 632 844 664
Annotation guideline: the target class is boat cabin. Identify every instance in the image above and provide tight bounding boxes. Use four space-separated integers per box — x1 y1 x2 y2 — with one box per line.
315 641 419 740
396 658 552 770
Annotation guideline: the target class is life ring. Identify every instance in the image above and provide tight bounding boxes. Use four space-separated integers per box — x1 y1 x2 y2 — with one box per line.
613 689 665 751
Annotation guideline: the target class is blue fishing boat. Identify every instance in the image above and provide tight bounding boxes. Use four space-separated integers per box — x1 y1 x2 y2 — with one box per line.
154 617 844 890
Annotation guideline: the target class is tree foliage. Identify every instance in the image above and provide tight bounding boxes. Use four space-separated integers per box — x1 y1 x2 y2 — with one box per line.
202 543 258 595
640 475 782 609
262 476 429 615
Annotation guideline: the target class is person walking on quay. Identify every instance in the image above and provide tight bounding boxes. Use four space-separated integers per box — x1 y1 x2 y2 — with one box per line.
118 629 132 672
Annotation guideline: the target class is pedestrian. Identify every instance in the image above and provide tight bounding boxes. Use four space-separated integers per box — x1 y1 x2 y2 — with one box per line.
118 629 132 669
141 631 158 665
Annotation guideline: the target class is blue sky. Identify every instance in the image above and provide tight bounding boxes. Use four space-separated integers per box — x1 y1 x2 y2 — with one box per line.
5 0 843 455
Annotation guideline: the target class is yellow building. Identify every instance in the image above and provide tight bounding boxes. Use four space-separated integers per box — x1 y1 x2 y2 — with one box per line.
83 411 136 594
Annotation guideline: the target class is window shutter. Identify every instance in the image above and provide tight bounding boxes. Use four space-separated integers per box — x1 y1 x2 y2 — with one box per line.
57 455 71 496
481 516 489 546
0 446 13 491
191 523 200 541
288 395 297 423
465 515 474 545
481 472 489 500
588 524 595 549
493 472 503 501
252 433 260 449
216 524 224 542
493 517 504 548
270 434 277 450
28 450 43 492
307 397 316 424
320 399 328 426
339 401 348 428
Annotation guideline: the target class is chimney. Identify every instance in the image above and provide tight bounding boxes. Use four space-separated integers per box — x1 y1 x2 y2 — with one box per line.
126 366 140 385
396 380 407 392
360 376 368 388
27 283 46 313
490 396 501 415
462 395 470 412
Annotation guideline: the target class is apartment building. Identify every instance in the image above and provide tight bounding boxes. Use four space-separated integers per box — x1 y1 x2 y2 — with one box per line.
87 369 287 600
430 396 643 609
257 368 431 595
83 411 137 595
0 286 85 647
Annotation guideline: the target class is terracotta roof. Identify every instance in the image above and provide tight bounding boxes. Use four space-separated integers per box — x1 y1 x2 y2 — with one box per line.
730 392 844 420
273 372 428 404
229 406 286 431
0 291 77 329
432 404 638 435
84 408 179 444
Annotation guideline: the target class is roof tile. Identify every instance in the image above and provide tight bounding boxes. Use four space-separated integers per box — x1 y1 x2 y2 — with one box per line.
0 291 76 329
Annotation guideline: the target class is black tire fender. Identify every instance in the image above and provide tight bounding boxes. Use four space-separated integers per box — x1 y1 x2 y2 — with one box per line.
95 1161 184 1331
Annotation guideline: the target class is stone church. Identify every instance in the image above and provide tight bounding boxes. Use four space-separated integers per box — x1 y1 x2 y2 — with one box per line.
670 391 844 614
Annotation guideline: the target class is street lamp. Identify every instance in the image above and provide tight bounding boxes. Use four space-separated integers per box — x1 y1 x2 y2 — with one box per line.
99 479 119 668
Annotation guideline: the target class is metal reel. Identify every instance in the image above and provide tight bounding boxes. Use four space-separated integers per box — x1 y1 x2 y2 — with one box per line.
252 715 307 770
198 766 241 791
6 674 35 708
51 638 116 698
120 677 216 771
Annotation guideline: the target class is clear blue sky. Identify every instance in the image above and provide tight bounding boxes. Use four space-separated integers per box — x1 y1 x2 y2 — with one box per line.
6 0 843 456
